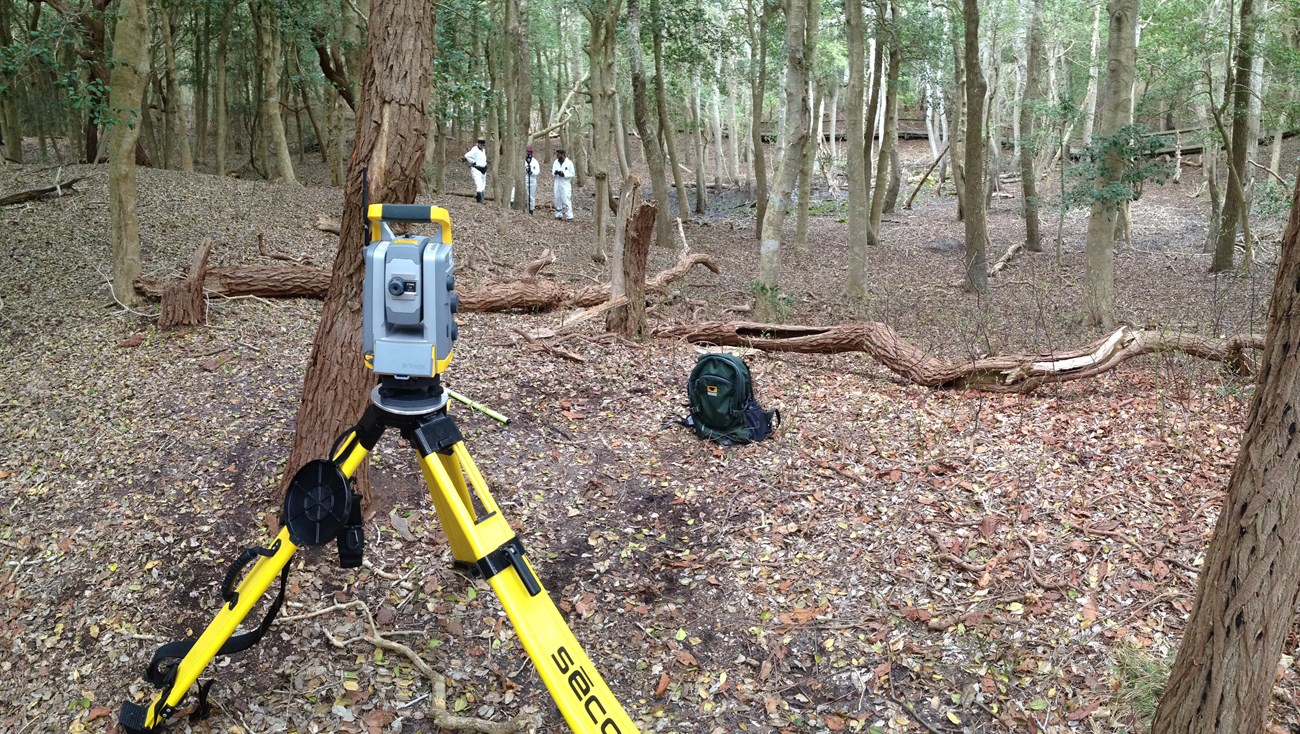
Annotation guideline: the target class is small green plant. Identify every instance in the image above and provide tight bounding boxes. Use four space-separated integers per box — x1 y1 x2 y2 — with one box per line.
1113 644 1171 728
808 198 849 216
1252 176 1297 221
751 280 795 323
1063 125 1175 210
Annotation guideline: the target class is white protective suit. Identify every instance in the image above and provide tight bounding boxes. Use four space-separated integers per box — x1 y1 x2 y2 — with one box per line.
552 157 575 220
524 155 540 212
464 145 488 201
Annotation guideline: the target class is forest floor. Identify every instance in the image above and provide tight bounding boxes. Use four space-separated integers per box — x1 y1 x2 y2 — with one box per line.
1 140 1297 734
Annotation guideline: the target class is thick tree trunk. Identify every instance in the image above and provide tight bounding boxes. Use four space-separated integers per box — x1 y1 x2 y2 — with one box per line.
627 0 673 249
1019 0 1045 252
0 0 20 164
606 176 640 330
656 321 1263 391
757 0 818 299
844 0 869 297
962 0 989 294
257 0 297 184
1211 0 1254 273
1082 0 1138 328
1152 174 1300 734
108 0 150 307
283 0 434 501
614 204 657 339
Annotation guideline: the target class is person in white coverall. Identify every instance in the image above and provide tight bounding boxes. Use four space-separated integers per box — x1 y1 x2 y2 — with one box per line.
523 146 540 213
464 138 488 203
552 147 575 220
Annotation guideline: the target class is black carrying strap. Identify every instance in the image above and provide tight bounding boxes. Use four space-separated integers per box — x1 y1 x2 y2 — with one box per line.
145 548 291 690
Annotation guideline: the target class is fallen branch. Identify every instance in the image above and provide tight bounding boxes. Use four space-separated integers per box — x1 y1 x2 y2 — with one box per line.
315 215 340 234
987 239 1025 278
903 144 949 210
283 599 532 734
258 230 312 266
0 176 84 206
653 322 1264 392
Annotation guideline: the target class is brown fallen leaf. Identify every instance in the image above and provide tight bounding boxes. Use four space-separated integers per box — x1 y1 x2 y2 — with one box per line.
117 333 145 348
199 356 226 372
824 714 846 731
672 649 698 666
86 705 112 722
655 673 670 697
560 410 586 420
389 512 416 542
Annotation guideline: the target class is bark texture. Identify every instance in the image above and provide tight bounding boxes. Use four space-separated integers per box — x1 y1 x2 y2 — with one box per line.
107 0 150 307
961 0 989 294
611 203 658 339
283 0 434 500
1152 165 1300 734
843 0 869 297
757 0 818 292
1210 0 1255 273
1019 0 1045 252
626 0 672 249
158 240 213 329
1082 0 1137 328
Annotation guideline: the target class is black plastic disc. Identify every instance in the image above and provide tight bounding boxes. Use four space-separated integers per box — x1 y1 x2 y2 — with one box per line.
283 460 351 547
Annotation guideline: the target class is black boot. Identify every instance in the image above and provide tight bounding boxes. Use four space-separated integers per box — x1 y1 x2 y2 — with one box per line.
476 191 483 204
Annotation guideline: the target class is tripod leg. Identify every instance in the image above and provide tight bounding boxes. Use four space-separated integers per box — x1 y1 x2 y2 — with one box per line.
122 410 386 733
407 420 642 733
120 530 299 731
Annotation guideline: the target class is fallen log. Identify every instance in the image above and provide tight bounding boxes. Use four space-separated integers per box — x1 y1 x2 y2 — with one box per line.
653 321 1264 392
135 249 719 311
0 176 84 206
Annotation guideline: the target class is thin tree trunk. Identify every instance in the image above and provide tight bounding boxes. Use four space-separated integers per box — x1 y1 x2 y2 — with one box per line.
726 69 741 184
757 0 817 300
1020 0 1045 252
108 0 150 306
653 0 689 221
1083 0 1138 328
1211 0 1254 273
1152 172 1300 734
614 87 631 179
863 23 884 245
746 0 769 234
692 72 708 214
627 0 673 249
870 7 900 242
585 0 622 263
1081 2 1103 144
710 78 727 191
0 0 22 163
283 0 434 502
795 83 816 257
962 0 989 294
842 0 863 297
194 5 209 165
214 2 231 176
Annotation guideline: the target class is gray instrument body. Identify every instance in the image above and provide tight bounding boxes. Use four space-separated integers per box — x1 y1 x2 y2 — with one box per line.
362 221 459 378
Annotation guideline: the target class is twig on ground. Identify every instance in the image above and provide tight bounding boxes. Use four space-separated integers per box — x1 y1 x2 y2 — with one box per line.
1020 537 1069 590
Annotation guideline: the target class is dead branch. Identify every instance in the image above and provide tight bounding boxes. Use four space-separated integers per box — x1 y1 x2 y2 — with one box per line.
258 230 312 266
518 248 555 278
988 239 1025 278
653 322 1264 392
0 176 84 206
315 215 340 234
283 599 532 734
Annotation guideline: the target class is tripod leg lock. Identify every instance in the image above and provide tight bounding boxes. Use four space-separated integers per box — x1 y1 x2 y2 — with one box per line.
466 536 541 596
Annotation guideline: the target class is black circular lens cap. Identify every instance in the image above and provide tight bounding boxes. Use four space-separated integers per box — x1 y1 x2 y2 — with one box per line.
283 460 351 547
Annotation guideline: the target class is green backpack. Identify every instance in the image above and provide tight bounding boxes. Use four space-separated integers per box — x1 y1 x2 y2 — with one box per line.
685 353 779 445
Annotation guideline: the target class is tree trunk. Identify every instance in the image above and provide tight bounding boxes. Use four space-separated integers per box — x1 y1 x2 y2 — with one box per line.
257 0 297 184
756 0 818 302
0 0 21 164
214 3 231 176
692 72 708 214
614 204 657 340
160 7 194 173
863 25 884 242
844 0 869 297
653 0 689 222
710 77 727 190
870 6 900 242
282 0 434 502
884 144 900 213
962 0 989 294
1152 174 1300 734
607 175 639 328
585 0 622 264
1019 0 1045 252
1211 0 1254 273
795 81 816 257
614 87 631 179
107 0 150 307
1082 0 1137 329
1081 2 1103 145
194 5 209 165
747 0 770 234
627 0 673 249
726 70 742 184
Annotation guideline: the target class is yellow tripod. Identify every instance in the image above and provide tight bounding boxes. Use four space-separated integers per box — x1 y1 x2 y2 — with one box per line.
119 376 642 734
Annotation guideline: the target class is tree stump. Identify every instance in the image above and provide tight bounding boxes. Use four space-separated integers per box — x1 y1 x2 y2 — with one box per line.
158 239 214 329
613 203 658 339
